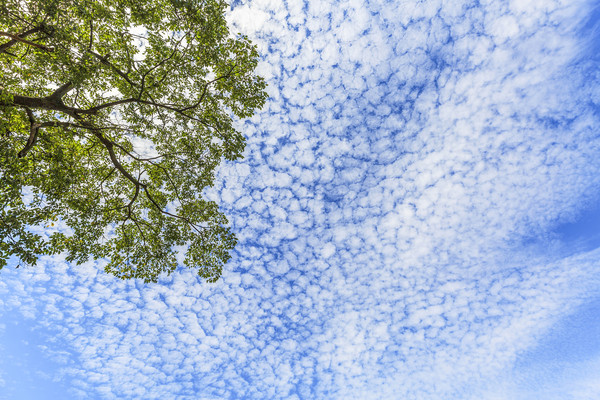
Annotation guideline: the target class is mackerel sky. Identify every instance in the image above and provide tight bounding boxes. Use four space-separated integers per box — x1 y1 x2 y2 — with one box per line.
2 0 600 399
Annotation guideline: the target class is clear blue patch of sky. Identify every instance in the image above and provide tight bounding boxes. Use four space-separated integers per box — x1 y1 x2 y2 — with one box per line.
508 291 600 398
554 196 600 254
518 294 600 366
581 3 600 53
0 315 74 400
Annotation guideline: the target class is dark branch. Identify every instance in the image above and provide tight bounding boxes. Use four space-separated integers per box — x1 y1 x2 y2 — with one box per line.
87 50 138 88
49 82 74 100
0 30 53 52
141 186 203 235
17 108 40 158
135 98 210 126
87 20 94 51
92 129 144 188
122 173 141 222
38 121 83 129
80 120 207 235
180 69 233 113
8 93 80 116
84 97 137 113
81 97 211 128
138 33 188 95
0 26 42 53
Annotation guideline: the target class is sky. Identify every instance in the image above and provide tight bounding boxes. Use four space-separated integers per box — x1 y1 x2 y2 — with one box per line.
2 0 600 399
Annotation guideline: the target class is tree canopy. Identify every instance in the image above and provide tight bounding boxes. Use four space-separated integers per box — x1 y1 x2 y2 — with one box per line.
0 0 267 282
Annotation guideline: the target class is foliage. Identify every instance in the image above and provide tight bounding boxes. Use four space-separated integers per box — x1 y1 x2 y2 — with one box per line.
0 0 267 282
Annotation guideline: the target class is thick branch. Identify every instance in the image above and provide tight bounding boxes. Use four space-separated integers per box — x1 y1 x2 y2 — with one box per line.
0 27 42 53
8 93 79 116
0 30 53 52
5 91 203 125
17 108 40 158
87 20 94 51
49 82 74 100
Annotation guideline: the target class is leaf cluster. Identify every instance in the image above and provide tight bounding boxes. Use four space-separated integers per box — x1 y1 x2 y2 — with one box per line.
0 0 267 282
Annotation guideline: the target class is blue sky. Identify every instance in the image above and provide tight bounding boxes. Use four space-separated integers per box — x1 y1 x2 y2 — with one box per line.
2 0 600 399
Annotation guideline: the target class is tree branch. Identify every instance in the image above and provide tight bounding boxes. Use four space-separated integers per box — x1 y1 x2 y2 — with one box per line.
84 97 137 113
80 119 205 234
49 82 74 100
92 129 144 188
7 93 80 116
88 124 205 235
17 108 40 158
179 69 233 113
81 97 210 129
109 141 188 210
86 50 138 88
138 32 188 96
141 185 203 235
0 26 42 53
0 30 53 52
122 172 141 222
87 20 94 51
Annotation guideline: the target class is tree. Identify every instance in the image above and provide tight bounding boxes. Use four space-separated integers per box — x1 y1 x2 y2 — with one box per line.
0 0 267 282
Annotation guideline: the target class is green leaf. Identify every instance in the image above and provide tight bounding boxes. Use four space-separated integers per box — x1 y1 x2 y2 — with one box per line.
0 0 267 283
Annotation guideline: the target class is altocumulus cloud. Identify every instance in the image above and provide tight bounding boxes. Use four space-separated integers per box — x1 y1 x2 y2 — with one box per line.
1 0 600 399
